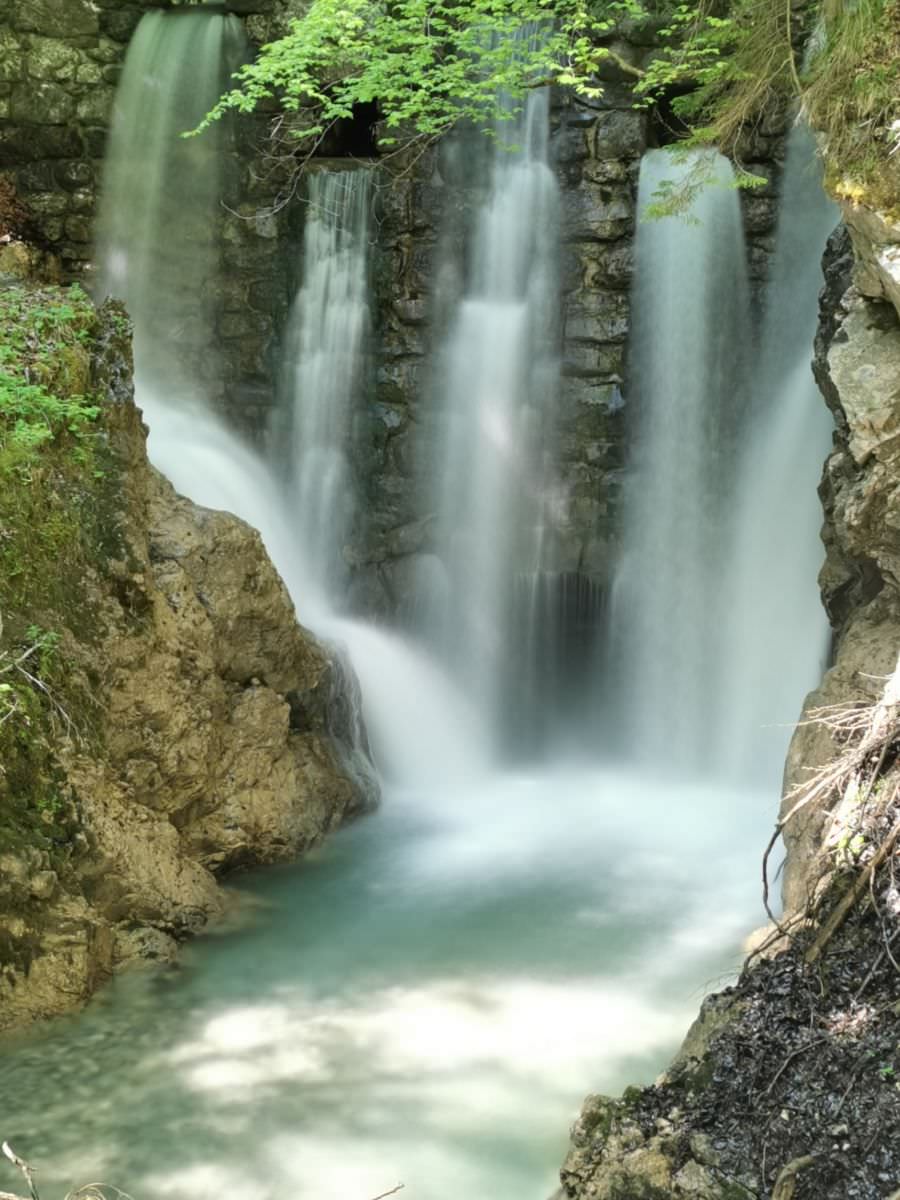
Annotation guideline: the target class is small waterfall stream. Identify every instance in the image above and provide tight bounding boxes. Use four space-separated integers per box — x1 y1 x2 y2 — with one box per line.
611 150 752 772
274 168 372 619
0 14 839 1200
95 7 247 399
426 91 562 753
611 139 836 784
721 126 838 783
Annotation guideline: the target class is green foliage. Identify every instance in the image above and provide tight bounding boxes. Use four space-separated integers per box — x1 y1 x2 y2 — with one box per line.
195 0 646 146
637 0 900 202
803 0 900 204
0 284 100 476
0 285 116 866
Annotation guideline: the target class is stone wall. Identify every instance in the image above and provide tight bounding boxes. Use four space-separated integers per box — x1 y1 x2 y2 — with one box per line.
349 73 650 616
0 0 295 425
0 6 790 614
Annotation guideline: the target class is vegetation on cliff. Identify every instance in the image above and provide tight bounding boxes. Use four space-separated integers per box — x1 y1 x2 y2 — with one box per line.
0 281 125 865
197 0 900 208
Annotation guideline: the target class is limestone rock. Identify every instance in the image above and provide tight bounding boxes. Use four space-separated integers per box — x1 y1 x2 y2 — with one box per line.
0 296 376 1032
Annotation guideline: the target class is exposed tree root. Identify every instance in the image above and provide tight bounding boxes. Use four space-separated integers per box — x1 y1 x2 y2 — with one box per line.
762 654 900 958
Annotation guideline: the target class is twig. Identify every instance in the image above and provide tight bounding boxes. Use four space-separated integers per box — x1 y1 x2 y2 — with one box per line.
772 1154 815 1199
367 1187 404 1200
2 1144 39 1200
764 1036 828 1096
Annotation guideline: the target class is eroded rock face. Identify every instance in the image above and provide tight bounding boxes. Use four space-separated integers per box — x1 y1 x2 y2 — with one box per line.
780 222 900 911
0 295 374 1033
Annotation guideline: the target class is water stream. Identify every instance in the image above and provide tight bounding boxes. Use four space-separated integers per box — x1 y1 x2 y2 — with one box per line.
425 90 562 755
611 139 836 785
0 14 838 1200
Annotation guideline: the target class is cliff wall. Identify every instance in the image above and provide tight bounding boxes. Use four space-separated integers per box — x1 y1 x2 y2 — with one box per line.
0 265 373 1033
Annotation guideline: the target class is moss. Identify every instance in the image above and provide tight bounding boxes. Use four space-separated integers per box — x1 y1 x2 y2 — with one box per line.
0 282 128 870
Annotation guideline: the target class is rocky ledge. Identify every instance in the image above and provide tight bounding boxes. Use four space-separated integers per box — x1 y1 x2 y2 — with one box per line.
0 265 375 1033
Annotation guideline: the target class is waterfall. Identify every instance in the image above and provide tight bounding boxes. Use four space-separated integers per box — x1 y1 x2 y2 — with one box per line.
721 125 838 782
274 168 372 620
426 91 562 753
611 150 752 773
95 8 247 400
612 135 836 784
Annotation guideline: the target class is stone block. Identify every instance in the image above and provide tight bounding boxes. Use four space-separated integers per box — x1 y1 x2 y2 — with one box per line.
741 193 777 235
22 189 68 216
15 159 57 190
76 87 114 123
26 36 82 82
582 156 630 184
590 109 646 161
76 60 103 86
0 31 23 83
11 81 75 124
87 37 121 65
562 341 625 379
564 288 630 343
102 9 144 43
15 0 99 37
68 187 95 214
80 127 105 158
576 239 634 289
553 121 590 165
562 181 634 242
54 158 93 190
64 214 91 242
36 216 64 242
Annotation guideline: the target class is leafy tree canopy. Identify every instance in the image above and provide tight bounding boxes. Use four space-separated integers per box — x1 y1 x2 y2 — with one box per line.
196 0 658 147
195 0 900 208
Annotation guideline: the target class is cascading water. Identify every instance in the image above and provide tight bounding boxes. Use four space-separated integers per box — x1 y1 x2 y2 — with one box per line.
610 137 836 785
721 125 838 783
95 7 247 399
610 150 752 772
273 168 372 619
426 90 562 752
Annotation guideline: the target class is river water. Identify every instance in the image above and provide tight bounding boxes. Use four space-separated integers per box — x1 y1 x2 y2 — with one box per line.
3 767 765 1200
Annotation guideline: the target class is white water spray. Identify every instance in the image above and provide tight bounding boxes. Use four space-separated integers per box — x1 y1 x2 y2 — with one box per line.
426 92 562 752
275 169 372 616
613 136 836 785
95 8 246 398
611 150 752 772
721 126 838 782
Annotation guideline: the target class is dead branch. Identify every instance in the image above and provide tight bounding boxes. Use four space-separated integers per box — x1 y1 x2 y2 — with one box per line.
367 1187 404 1200
763 653 900 936
771 1154 815 1199
2 1144 39 1200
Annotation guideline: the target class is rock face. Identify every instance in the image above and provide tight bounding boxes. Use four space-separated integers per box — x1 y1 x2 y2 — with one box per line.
780 218 900 911
0 287 374 1033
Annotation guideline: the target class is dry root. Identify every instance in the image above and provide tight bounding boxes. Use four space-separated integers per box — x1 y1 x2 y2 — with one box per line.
756 653 900 968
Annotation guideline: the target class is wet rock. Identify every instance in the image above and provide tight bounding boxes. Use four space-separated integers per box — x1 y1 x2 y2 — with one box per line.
0 296 376 1033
